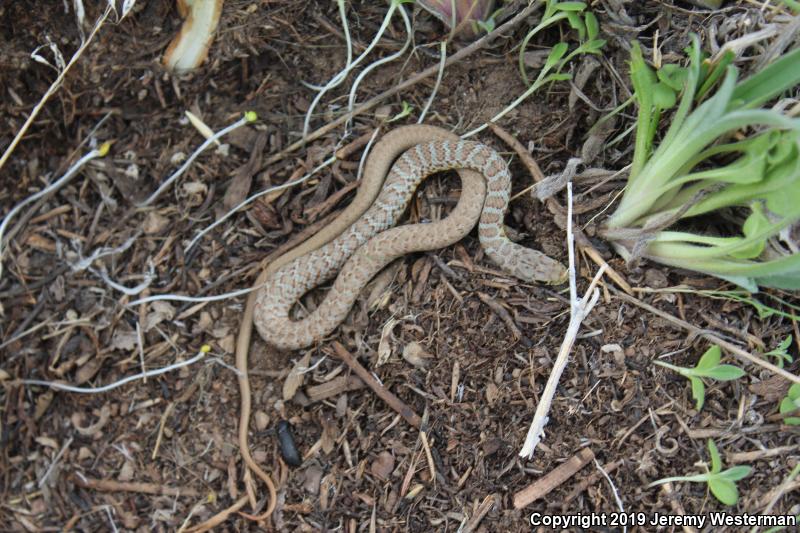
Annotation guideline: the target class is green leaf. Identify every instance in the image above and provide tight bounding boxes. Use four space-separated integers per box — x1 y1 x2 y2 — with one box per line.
565 11 585 40
585 11 599 40
731 45 800 110
554 1 588 11
657 63 687 91
690 376 705 411
544 42 569 71
708 439 722 473
696 345 721 369
652 83 677 109
788 383 800 400
581 39 606 54
730 204 770 259
709 477 740 506
700 364 746 381
719 465 752 482
697 50 734 101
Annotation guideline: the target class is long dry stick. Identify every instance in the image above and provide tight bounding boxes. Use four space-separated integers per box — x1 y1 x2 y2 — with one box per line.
261 0 545 168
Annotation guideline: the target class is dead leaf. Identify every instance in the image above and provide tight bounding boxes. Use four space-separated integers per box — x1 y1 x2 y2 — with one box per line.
486 382 499 404
402 341 431 368
218 133 267 218
73 356 104 385
370 451 394 480
145 301 175 331
111 329 138 351
143 211 170 234
35 436 59 449
118 460 135 482
283 352 311 401
302 464 324 495
254 411 270 431
377 317 400 367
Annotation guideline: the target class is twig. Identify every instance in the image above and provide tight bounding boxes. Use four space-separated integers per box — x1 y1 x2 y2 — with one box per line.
461 494 498 533
331 342 422 428
38 437 73 488
610 290 800 384
513 447 595 508
74 475 199 497
519 184 606 458
16 347 211 394
560 460 623 510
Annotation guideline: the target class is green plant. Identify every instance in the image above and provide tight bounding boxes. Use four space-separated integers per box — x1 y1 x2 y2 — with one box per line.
654 345 745 410
649 439 752 506
779 383 800 425
764 335 794 369
517 1 602 86
388 101 414 122
464 2 604 137
603 35 800 292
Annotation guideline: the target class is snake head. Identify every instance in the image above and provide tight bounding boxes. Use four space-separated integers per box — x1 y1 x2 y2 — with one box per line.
510 250 568 285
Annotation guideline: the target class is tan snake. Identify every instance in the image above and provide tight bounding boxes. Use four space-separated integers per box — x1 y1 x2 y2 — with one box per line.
252 125 567 350
234 125 566 520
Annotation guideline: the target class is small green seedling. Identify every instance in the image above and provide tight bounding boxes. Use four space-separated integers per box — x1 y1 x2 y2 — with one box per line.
654 345 745 410
764 335 794 369
779 383 800 425
649 439 752 506
388 101 414 122
518 1 605 87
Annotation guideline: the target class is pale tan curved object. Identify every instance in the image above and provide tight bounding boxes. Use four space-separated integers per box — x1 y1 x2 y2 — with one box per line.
235 125 566 521
162 0 223 72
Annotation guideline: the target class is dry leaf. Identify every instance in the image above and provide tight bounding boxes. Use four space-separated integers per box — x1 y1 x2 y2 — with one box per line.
402 341 431 368
376 317 400 367
254 411 270 431
143 211 170 234
283 352 311 401
111 329 138 351
370 451 394 480
145 301 175 331
485 381 499 404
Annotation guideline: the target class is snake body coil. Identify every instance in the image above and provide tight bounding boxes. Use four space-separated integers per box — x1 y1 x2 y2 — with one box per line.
253 127 566 350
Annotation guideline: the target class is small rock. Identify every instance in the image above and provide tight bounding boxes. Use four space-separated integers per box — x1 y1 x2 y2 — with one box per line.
254 411 270 431
302 464 324 495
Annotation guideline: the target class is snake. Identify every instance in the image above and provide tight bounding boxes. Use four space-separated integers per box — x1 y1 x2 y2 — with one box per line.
252 125 568 350
234 125 566 521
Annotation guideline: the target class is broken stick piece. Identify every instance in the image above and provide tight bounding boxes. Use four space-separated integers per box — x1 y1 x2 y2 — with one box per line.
513 447 595 509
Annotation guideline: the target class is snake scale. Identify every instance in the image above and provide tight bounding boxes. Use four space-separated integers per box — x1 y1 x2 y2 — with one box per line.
252 125 567 350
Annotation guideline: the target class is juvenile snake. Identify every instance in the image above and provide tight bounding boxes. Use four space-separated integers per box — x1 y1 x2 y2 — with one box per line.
234 125 566 520
252 125 567 350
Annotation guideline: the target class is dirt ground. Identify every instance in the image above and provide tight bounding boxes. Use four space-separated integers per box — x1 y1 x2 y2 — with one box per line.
2 0 799 531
